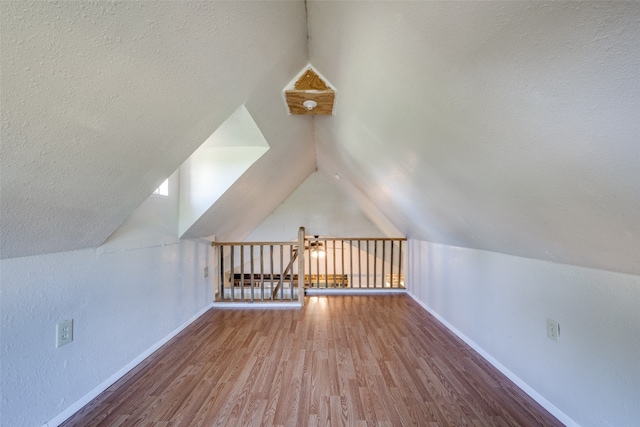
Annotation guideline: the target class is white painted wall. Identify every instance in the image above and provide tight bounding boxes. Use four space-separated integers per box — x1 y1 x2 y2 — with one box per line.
0 173 215 426
223 172 398 290
407 239 640 427
246 171 389 241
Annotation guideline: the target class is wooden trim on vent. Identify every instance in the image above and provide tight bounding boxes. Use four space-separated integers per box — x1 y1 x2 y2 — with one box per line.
285 90 335 115
284 66 336 115
294 69 330 90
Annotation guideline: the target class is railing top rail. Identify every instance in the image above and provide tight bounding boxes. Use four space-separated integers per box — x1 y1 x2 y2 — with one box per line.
213 237 406 247
212 241 298 247
307 237 406 242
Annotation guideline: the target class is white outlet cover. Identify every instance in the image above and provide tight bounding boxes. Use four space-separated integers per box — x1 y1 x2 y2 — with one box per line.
546 318 559 341
56 319 73 348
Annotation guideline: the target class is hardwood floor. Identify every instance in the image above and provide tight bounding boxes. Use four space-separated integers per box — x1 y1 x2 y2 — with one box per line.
62 295 562 426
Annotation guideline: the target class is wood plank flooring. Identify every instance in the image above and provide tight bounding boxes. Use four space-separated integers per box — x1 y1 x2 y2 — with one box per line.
61 295 562 426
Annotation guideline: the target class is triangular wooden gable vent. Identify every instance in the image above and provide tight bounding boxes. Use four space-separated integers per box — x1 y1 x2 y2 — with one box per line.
284 67 335 115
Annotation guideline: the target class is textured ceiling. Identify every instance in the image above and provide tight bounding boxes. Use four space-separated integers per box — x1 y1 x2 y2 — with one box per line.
311 1 640 275
0 1 312 258
2 1 639 275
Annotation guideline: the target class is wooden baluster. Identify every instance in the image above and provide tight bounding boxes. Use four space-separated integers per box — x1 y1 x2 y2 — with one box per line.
349 239 353 289
290 245 295 301
374 240 378 288
324 239 328 289
398 240 403 288
358 240 362 288
269 245 274 300
250 245 255 302
229 245 235 302
341 240 345 288
219 245 224 301
382 240 386 288
307 244 311 289
315 238 320 288
260 245 265 302
390 241 395 289
298 227 305 305
240 245 245 302
307 245 312 290
366 240 370 288
279 245 284 301
332 239 336 288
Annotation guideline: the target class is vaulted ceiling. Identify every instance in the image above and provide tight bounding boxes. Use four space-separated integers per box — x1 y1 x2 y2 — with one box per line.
2 1 639 275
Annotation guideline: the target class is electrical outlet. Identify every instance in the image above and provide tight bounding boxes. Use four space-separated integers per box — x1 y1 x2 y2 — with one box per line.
56 319 73 348
204 266 209 278
547 318 559 341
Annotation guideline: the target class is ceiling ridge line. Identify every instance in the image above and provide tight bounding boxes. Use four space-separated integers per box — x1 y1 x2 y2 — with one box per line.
304 0 310 58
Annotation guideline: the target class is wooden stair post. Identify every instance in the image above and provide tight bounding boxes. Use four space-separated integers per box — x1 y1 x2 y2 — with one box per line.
298 226 305 306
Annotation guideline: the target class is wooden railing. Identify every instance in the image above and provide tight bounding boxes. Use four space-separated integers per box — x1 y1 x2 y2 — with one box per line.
212 229 406 304
303 237 405 290
213 242 302 303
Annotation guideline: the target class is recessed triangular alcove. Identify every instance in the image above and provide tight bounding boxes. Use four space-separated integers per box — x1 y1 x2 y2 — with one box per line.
178 105 270 238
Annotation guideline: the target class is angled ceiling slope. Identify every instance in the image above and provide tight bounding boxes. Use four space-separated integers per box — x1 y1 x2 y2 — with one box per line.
4 1 639 277
0 1 311 258
308 1 640 275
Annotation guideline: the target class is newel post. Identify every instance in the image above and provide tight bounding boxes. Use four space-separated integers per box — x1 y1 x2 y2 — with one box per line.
298 226 305 306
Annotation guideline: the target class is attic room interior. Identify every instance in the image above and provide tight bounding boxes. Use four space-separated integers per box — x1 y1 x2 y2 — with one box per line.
1 1 639 426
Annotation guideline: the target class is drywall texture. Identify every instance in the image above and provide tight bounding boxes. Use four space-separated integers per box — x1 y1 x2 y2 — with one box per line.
245 171 389 241
183 143 315 243
0 175 214 426
4 0 639 278
178 106 270 238
310 1 640 275
1 0 311 258
407 239 640 427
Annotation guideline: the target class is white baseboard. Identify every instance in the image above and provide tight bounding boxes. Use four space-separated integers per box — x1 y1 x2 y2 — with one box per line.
212 301 302 309
406 291 578 427
43 303 215 427
306 288 406 295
